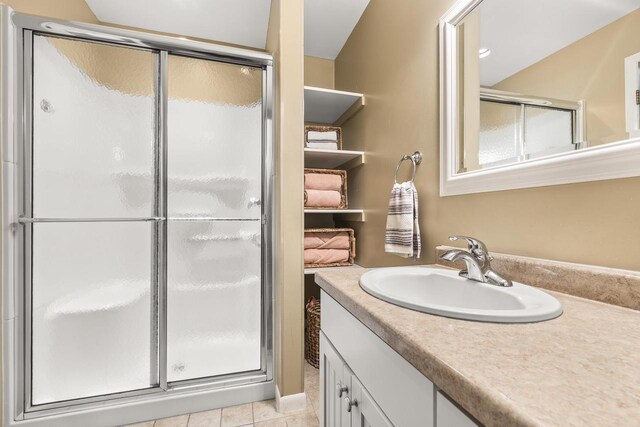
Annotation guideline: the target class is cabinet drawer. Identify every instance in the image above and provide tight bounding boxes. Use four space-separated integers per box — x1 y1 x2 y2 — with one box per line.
321 291 434 426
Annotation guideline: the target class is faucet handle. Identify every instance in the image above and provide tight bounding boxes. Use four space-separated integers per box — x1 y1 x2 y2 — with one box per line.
448 236 493 261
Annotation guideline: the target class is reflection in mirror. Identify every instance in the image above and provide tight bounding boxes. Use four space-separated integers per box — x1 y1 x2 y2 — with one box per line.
456 0 640 173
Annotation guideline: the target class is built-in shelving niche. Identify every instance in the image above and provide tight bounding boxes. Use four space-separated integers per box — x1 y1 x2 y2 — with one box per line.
303 85 366 283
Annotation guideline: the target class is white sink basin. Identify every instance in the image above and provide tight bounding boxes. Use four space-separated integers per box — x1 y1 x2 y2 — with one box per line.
359 267 562 323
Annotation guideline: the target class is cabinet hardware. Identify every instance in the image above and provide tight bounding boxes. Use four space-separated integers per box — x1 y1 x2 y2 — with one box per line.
345 396 358 413
336 382 348 398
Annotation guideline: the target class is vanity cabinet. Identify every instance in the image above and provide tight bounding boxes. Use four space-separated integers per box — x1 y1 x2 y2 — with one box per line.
321 332 392 427
320 290 478 427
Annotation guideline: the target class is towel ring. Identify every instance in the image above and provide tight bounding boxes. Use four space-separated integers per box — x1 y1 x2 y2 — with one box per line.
394 151 423 184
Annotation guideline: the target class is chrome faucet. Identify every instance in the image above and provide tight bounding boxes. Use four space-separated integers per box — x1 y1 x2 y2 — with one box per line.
440 236 512 287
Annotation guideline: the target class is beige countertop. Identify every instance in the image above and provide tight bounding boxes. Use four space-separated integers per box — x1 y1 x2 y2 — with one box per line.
315 265 640 427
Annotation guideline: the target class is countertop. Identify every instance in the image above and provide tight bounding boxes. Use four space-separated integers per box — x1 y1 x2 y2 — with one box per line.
314 265 640 427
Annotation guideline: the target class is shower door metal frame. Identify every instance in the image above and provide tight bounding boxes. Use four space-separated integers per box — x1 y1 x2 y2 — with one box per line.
2 8 275 423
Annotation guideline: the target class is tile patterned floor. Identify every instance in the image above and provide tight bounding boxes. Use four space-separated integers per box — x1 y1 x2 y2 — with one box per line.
127 363 320 427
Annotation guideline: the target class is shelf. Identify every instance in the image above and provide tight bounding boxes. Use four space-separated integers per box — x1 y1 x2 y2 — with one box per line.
304 148 364 169
304 86 365 125
304 208 365 222
304 264 364 276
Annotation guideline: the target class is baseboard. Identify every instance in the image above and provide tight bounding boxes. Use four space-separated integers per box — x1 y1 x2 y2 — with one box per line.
275 385 307 413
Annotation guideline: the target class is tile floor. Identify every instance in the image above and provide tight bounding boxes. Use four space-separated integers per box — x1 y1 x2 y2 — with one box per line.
127 363 320 427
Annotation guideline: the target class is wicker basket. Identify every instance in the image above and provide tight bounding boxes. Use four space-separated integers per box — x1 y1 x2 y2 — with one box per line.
304 228 356 268
304 125 342 150
304 168 348 209
305 298 321 368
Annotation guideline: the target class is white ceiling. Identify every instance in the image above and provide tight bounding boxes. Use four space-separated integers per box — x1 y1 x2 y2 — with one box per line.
304 0 370 59
479 0 640 86
85 0 369 59
85 0 272 49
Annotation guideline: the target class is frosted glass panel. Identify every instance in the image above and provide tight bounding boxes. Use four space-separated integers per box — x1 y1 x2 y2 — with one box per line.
167 55 262 218
167 220 262 382
31 222 153 404
524 106 574 157
166 55 263 383
32 35 156 218
479 101 519 166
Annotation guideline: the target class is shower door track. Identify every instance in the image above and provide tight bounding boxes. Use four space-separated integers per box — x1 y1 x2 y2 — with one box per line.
17 217 166 222
2 8 275 424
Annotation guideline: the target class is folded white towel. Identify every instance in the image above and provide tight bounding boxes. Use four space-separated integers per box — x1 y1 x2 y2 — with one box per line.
385 181 421 258
308 130 338 141
306 139 337 144
306 142 338 150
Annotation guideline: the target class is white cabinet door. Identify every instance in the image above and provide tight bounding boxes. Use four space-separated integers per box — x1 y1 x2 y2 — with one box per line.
321 332 352 427
350 376 393 427
436 391 478 427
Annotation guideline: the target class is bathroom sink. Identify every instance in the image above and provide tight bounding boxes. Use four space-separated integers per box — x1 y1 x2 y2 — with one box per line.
359 267 562 323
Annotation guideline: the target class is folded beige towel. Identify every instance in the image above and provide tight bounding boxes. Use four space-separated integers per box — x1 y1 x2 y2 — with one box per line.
304 189 342 208
304 232 350 250
304 173 343 191
304 249 350 264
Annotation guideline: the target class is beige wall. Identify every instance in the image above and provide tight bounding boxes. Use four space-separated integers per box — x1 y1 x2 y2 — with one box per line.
0 0 98 21
493 8 640 146
304 55 334 88
7 1 262 106
335 0 640 272
45 37 262 106
266 0 305 398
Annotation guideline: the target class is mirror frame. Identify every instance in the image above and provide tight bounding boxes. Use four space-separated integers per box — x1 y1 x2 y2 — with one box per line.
439 0 640 196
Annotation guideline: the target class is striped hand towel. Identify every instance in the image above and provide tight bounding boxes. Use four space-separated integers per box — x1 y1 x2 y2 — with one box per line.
385 181 421 258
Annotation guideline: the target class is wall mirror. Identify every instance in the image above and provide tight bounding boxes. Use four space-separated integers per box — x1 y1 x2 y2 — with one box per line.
440 0 640 195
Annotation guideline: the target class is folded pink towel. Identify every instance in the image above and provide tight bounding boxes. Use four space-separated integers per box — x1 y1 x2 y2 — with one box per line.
304 189 342 208
304 173 343 191
304 232 350 250
304 249 350 264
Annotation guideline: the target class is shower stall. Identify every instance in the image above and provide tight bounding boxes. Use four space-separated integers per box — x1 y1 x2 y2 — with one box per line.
1 8 274 426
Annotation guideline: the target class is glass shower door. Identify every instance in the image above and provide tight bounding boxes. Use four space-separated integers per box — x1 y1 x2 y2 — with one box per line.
25 32 268 410
29 35 159 405
166 54 263 382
